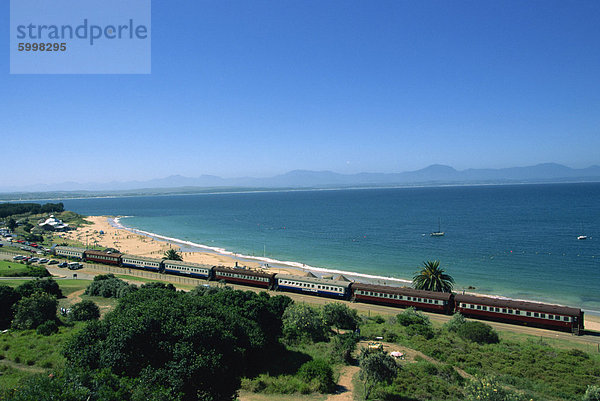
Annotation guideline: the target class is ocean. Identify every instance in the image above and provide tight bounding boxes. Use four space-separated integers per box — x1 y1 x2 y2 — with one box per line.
61 183 600 314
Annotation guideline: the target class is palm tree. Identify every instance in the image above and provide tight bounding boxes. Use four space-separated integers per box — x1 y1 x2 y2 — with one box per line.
412 260 454 292
163 249 183 261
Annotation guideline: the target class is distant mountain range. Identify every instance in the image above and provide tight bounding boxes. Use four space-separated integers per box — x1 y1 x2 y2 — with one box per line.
2 163 600 198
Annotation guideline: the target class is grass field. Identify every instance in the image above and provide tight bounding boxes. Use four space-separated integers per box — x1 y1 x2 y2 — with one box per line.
0 323 86 389
0 260 31 277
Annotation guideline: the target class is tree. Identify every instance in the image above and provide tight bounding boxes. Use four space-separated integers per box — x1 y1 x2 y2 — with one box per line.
358 350 398 399
0 284 21 329
63 287 286 401
457 321 499 344
282 303 328 343
412 260 455 292
16 277 63 298
298 359 336 393
323 302 360 332
12 292 58 330
163 249 183 261
7 218 17 231
69 300 100 321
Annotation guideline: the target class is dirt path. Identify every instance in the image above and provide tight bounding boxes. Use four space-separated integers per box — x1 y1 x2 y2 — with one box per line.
326 365 360 401
67 289 85 304
0 358 46 374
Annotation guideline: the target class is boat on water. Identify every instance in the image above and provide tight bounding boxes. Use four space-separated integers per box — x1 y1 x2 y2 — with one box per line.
577 235 587 240
430 218 445 237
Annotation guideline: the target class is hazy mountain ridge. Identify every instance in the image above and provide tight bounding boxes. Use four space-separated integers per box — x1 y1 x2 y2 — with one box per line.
2 163 600 195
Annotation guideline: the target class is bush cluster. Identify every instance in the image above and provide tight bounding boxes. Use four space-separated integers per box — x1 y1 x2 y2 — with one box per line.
457 321 499 344
84 274 137 298
69 300 100 322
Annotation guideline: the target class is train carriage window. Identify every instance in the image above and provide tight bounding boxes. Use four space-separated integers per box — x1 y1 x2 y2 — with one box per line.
526 312 531 316
563 316 569 321
482 306 487 311
461 303 466 307
548 314 553 319
508 309 513 314
476 305 481 310
540 314 545 318
555 315 560 320
533 313 539 318
502 308 507 313
515 310 520 315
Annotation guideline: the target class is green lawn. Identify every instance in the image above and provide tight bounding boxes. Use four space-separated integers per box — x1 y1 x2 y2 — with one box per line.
0 323 85 389
0 260 31 277
0 278 92 298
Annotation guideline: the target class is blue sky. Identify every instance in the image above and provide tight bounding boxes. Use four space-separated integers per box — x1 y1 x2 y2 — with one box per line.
1 1 599 187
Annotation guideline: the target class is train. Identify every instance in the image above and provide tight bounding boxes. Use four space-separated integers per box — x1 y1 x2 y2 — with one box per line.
54 246 585 334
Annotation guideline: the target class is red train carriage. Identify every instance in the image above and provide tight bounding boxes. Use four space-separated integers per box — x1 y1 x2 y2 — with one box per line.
351 283 454 314
213 266 275 289
454 294 584 334
84 250 122 266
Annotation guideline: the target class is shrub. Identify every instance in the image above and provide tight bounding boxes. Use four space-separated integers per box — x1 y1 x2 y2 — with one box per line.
298 359 336 393
16 277 63 298
84 274 136 298
322 302 360 331
583 385 600 401
0 284 20 329
457 321 499 344
330 332 359 364
465 376 526 401
36 320 59 336
396 308 430 327
405 323 434 339
69 300 100 322
12 292 58 330
140 282 176 291
444 312 466 332
282 303 327 343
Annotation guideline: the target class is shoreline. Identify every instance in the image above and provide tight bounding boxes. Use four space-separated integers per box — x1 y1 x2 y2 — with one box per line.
58 215 600 321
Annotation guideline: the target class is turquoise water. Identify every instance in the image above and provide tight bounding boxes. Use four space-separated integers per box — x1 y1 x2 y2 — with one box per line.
62 183 600 313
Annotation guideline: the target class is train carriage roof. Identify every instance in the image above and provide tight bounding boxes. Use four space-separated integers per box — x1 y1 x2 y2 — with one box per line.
162 259 212 269
351 282 453 301
85 250 123 258
214 265 275 279
55 246 86 253
122 254 164 263
275 273 352 289
454 294 582 316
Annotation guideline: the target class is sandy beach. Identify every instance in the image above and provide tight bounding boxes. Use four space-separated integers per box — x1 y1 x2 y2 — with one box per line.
57 216 300 275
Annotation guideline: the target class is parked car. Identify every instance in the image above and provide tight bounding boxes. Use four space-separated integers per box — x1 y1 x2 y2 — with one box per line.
67 262 82 270
29 257 40 263
39 258 49 263
58 262 68 268
48 260 59 265
12 255 24 260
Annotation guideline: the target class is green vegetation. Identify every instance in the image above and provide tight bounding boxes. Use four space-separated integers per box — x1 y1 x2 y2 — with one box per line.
412 260 455 292
84 273 138 298
322 302 360 333
16 277 63 298
0 261 50 278
12 292 58 330
358 349 398 399
282 303 328 343
0 202 64 219
0 285 20 329
359 315 600 400
68 300 100 322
